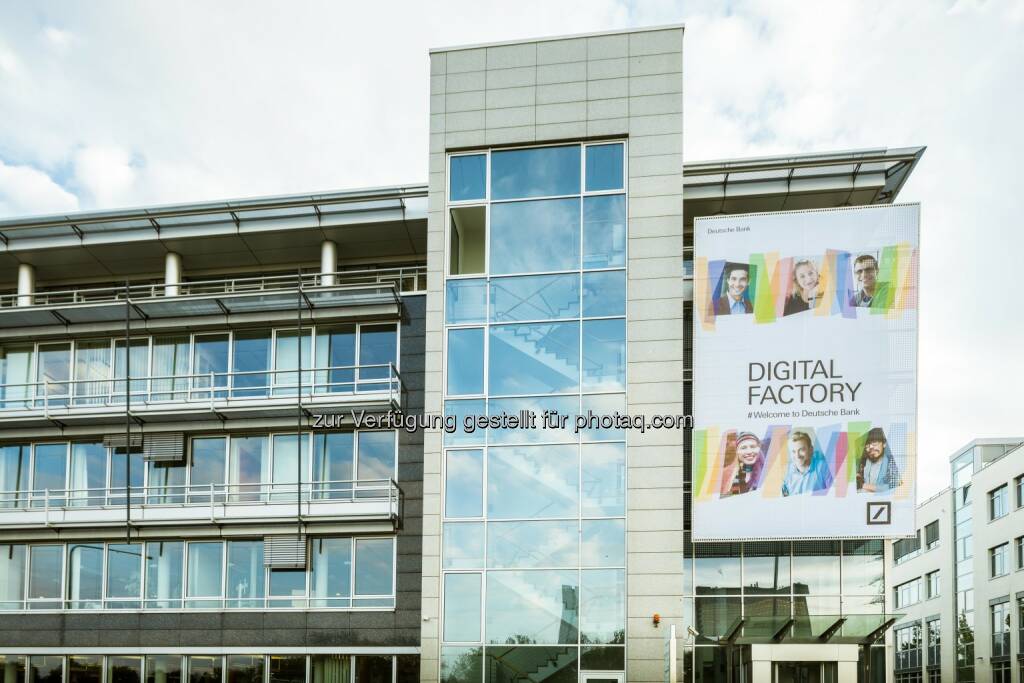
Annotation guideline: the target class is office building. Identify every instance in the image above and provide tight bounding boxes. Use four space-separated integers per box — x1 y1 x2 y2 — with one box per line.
0 24 929 683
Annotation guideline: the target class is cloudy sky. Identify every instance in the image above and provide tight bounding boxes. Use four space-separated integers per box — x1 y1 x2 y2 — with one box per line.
1 0 1022 498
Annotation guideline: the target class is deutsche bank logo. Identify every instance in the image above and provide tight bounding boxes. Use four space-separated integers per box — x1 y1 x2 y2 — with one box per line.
866 501 892 525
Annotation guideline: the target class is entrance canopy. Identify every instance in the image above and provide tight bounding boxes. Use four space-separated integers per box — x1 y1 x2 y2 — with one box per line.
721 613 901 646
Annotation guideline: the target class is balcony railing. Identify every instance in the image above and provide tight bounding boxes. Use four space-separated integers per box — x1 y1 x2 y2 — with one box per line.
0 479 401 528
0 363 403 421
1 593 396 612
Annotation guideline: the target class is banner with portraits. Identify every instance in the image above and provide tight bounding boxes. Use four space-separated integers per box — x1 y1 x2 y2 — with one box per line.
692 204 919 539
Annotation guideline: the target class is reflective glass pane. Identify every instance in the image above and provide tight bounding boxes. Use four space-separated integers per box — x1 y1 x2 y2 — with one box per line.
269 568 305 606
106 543 143 607
0 656 25 683
32 443 67 507
270 433 309 499
582 270 626 317
355 538 394 596
226 540 264 608
225 656 262 683
314 325 355 394
313 432 353 499
113 339 149 400
67 543 103 609
444 573 482 642
585 143 624 192
231 330 271 398
0 344 33 409
483 647 577 681
68 656 102 683
445 450 483 518
582 519 625 567
0 444 29 508
0 544 26 609
229 435 269 502
488 520 578 568
581 569 625 644
193 334 229 399
29 657 62 683
580 394 626 442
444 399 485 447
145 541 183 608
446 279 488 325
581 443 626 516
187 656 222 683
447 328 484 396
842 539 884 595
488 444 578 519
694 597 741 640
272 330 312 394
108 656 142 683
147 460 186 505
440 647 482 683
353 656 392 683
745 596 791 619
190 437 226 503
486 570 579 644
311 656 351 683
488 322 579 395
743 551 791 595
357 431 395 481
146 655 182 683
490 198 581 275
268 656 304 683
36 344 71 404
311 537 352 607
73 339 111 406
580 646 625 671
583 195 626 269
450 154 487 201
358 324 397 385
792 542 841 595
186 541 223 606
582 319 626 391
68 442 106 507
28 545 62 606
108 448 144 506
487 395 577 445
694 545 741 595
443 522 484 569
489 274 580 323
151 335 190 401
491 145 580 200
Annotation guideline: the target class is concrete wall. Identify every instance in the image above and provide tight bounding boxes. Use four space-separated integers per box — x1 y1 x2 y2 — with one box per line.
421 26 685 682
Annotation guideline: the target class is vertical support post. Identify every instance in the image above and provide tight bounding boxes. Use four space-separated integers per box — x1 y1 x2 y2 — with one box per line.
124 280 132 542
320 240 337 286
297 270 303 534
164 252 182 297
16 263 35 307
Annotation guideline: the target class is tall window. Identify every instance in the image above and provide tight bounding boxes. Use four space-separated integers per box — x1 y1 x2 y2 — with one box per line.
991 601 1010 657
895 578 922 608
990 543 1009 578
989 484 1008 520
923 520 939 550
1015 474 1023 509
895 622 922 671
925 571 940 599
1016 536 1024 571
925 618 940 669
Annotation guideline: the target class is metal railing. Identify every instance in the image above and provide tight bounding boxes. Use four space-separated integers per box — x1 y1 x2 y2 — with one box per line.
0 478 401 517
0 266 426 308
1 594 396 612
0 363 403 413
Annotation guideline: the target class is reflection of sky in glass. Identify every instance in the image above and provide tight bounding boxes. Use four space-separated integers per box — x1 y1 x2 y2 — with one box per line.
191 438 226 486
356 432 395 480
29 545 62 598
581 520 624 567
446 279 487 324
743 554 791 594
488 322 579 396
582 270 626 318
68 544 103 602
486 569 579 644
33 443 67 491
585 144 624 192
582 319 626 392
313 433 353 483
489 274 580 323
490 199 580 275
488 395 576 445
580 395 626 442
445 399 485 447
450 154 487 201
230 436 268 485
487 520 578 569
187 542 222 597
581 443 625 516
446 328 484 395
491 146 580 200
355 539 393 595
488 445 577 519
444 573 482 642
581 569 625 644
445 450 482 517
443 522 484 569
583 195 625 269
106 543 142 598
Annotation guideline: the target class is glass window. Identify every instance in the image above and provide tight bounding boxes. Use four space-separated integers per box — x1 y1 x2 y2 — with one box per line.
450 154 486 201
270 433 309 499
582 519 625 567
356 431 396 481
190 437 226 502
0 344 33 409
743 547 791 595
36 343 71 405
145 541 183 608
29 657 62 683
268 656 304 683
581 443 626 517
449 206 486 276
358 324 398 387
315 325 355 393
0 656 24 683
68 442 106 507
445 279 487 324
231 330 271 398
445 450 483 518
792 542 841 595
694 597 742 640
989 484 1008 520
484 648 576 681
145 656 182 683
443 573 482 642
581 568 625 644
0 544 26 609
842 539 884 595
108 447 144 506
313 432 354 499
990 543 1009 577
580 394 626 442
582 195 626 269
68 656 102 683
488 444 578 519
192 334 229 398
582 270 626 318
488 520 578 568
229 435 269 502
485 569 579 644
491 145 580 200
489 198 581 274
147 460 186 505
444 399 485 447
924 520 940 549
186 541 223 607
106 543 143 608
310 537 352 607
353 656 393 683
488 322 580 395
225 540 264 608
443 522 484 569
585 143 625 192
186 656 221 683
32 443 67 507
108 656 142 683
489 273 580 323
446 328 484 396
695 546 741 595
926 570 940 599
269 568 305 607
73 339 112 406
151 335 190 401
225 656 262 683
272 329 312 395
582 319 626 391
310 656 351 683
28 544 62 607
0 444 29 508
440 648 481 683
67 543 103 609
487 395 577 445
354 538 394 600
113 339 149 400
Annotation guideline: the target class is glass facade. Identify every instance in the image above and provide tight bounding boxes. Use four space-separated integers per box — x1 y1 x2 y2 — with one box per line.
442 142 627 681
951 450 975 683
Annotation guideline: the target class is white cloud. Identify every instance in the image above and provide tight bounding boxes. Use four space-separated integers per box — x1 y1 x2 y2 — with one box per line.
0 160 79 216
72 144 137 207
42 26 73 51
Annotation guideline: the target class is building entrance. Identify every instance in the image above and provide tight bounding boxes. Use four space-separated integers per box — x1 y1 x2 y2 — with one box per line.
773 661 838 683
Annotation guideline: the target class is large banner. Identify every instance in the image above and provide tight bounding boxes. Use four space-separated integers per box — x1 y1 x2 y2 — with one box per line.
692 204 919 539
